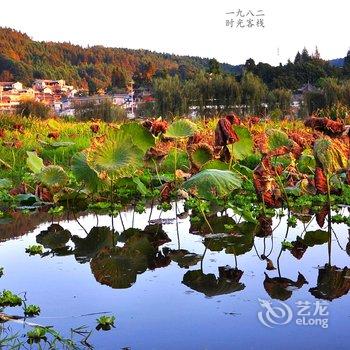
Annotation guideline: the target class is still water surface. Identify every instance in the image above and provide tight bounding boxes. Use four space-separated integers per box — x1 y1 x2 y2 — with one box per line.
0 203 349 349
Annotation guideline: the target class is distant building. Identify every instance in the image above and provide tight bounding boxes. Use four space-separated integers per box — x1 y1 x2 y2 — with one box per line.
0 81 23 92
292 83 319 107
0 78 78 111
33 79 65 90
33 79 76 97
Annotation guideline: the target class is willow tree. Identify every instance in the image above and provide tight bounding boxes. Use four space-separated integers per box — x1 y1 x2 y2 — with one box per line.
241 72 267 114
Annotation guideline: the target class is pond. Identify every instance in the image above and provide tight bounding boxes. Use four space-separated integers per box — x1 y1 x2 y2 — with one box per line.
0 203 349 349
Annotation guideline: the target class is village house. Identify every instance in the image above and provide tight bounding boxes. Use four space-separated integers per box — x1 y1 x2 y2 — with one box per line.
0 79 77 111
0 79 138 114
33 79 77 97
292 83 319 107
0 81 23 92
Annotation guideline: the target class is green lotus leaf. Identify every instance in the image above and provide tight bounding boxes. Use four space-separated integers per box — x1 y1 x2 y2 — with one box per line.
183 169 242 199
26 151 44 174
164 120 197 139
229 126 253 160
267 129 293 150
38 165 68 189
72 152 104 192
0 178 12 189
161 149 190 173
313 138 347 173
201 160 229 170
297 150 316 174
119 122 155 152
50 141 75 148
88 133 144 178
190 144 213 168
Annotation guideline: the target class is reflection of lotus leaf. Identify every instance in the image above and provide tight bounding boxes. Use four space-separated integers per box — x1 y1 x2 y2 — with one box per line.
309 264 350 301
256 215 272 238
36 224 71 250
263 272 308 301
204 222 257 256
91 235 157 289
118 228 143 242
164 248 202 268
182 268 245 297
290 236 308 260
72 226 114 263
91 248 139 289
119 225 170 246
194 216 236 236
303 230 329 247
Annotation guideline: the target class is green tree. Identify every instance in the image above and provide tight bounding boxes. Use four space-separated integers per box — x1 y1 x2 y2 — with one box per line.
268 88 292 113
17 100 51 119
241 72 267 114
319 77 342 106
207 58 221 75
344 50 350 77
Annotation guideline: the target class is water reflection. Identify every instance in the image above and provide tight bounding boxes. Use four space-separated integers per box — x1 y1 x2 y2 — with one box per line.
72 226 114 263
309 265 350 301
263 272 308 301
1 203 349 304
91 230 170 289
182 267 245 297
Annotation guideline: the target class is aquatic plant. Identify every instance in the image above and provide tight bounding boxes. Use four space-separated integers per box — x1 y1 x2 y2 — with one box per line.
24 304 41 317
25 245 44 255
96 315 116 331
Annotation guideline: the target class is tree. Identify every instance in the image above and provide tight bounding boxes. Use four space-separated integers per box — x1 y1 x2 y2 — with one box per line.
294 51 301 64
207 58 221 75
153 75 187 117
17 100 51 119
111 67 129 90
344 50 350 77
314 46 321 60
241 72 267 114
319 77 342 106
244 58 256 72
269 88 292 113
304 91 327 114
301 48 310 63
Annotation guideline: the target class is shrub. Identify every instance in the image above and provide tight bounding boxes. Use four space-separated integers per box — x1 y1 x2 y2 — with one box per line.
74 100 127 122
17 100 51 119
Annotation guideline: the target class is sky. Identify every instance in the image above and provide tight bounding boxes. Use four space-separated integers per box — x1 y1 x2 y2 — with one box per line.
0 0 349 66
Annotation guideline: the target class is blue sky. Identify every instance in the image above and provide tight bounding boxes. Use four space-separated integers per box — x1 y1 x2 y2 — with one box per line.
1 0 349 66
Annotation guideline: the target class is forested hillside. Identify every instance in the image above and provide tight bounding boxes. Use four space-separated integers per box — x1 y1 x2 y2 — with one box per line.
0 27 349 94
0 27 240 92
